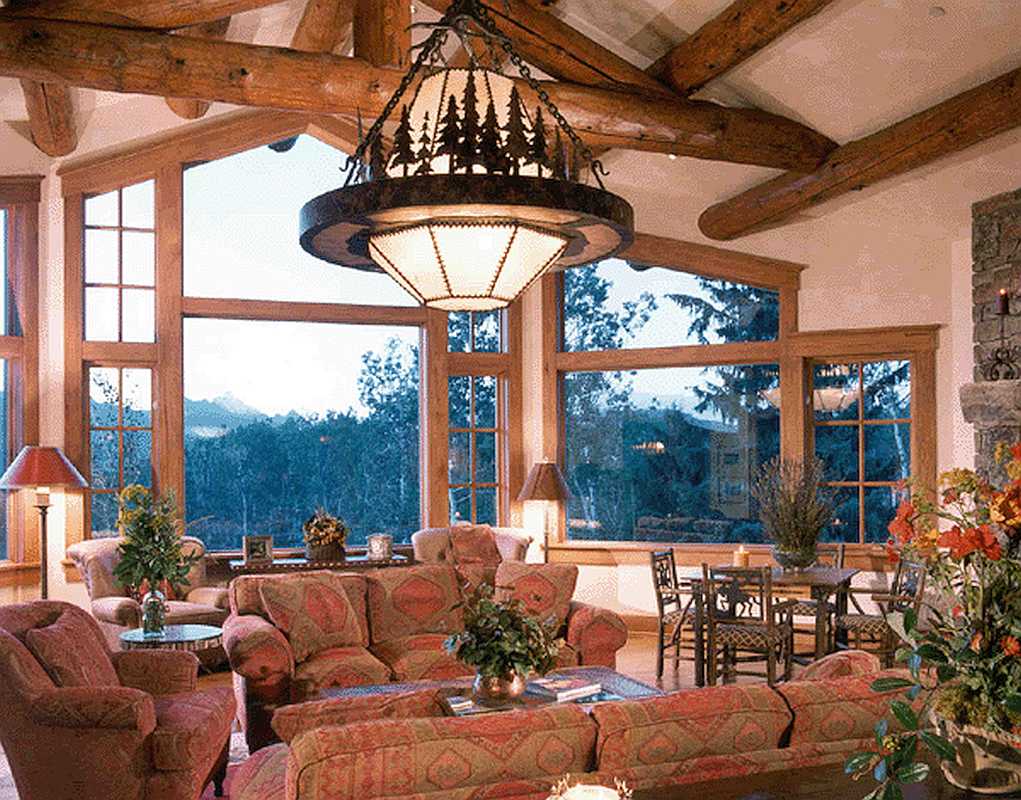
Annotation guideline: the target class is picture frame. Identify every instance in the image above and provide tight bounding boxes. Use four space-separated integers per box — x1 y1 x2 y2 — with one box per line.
243 535 273 566
366 533 393 562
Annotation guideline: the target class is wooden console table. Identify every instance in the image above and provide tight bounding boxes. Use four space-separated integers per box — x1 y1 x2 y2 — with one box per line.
228 554 412 576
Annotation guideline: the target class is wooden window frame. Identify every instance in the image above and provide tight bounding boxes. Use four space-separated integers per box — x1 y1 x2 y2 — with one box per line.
60 109 524 569
0 176 42 583
544 233 939 568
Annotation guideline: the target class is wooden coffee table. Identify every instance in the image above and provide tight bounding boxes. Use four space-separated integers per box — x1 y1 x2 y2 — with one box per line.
320 665 663 711
632 758 1002 799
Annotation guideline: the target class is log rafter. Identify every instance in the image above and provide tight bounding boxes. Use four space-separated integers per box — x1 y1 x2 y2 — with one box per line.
165 17 231 119
699 65 1021 240
19 78 77 156
3 0 281 29
0 16 837 171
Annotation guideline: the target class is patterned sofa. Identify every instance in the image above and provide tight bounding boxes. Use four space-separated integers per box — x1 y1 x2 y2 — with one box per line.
230 651 908 800
224 561 628 751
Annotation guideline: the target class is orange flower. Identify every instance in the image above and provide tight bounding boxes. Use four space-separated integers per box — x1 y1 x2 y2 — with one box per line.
1011 442 1021 462
1002 636 1021 657
951 605 964 618
888 501 916 544
970 633 984 654
937 525 1002 561
990 482 1021 528
885 539 900 565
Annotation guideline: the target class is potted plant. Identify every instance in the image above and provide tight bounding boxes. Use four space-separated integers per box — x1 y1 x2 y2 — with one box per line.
752 456 833 570
113 484 200 638
302 508 348 562
445 585 562 703
846 444 1021 797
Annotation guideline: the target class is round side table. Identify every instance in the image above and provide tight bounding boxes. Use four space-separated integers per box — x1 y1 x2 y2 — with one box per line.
120 624 223 654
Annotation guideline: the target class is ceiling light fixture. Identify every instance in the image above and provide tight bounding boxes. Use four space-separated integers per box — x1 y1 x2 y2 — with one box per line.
299 0 634 311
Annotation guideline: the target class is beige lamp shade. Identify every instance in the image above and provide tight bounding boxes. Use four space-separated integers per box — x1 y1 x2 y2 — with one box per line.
517 461 570 502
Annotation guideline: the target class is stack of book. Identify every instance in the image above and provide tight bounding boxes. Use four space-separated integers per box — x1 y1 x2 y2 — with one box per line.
528 676 603 702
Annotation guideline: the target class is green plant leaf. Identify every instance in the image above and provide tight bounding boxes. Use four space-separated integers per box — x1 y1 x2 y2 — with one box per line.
872 677 914 693
845 752 875 774
915 643 947 663
1007 695 1021 714
895 763 930 784
891 701 918 731
919 731 957 761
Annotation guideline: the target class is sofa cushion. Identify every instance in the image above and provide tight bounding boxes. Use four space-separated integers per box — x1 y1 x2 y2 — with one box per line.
230 572 370 646
495 563 578 630
24 607 120 688
229 742 288 800
455 563 497 596
150 686 235 772
798 650 881 682
591 683 792 774
163 600 228 627
291 646 391 701
776 669 917 747
260 573 363 662
450 524 502 565
272 689 446 743
371 634 475 681
287 704 597 799
365 564 464 642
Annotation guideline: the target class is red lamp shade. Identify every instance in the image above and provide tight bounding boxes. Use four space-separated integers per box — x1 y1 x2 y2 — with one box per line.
0 446 89 490
517 461 570 502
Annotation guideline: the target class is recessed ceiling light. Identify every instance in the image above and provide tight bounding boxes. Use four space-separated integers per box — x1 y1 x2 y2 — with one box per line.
929 6 946 17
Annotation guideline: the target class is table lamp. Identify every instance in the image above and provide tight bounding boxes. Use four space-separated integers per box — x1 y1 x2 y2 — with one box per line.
517 461 570 558
0 446 89 599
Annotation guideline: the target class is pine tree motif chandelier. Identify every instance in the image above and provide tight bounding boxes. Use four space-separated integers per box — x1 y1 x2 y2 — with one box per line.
299 0 634 311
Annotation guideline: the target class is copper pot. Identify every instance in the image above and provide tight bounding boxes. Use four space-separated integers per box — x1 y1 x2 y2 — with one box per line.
473 671 527 704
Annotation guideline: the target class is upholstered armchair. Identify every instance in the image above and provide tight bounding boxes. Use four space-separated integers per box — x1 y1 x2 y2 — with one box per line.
411 524 532 564
0 601 235 800
67 534 229 648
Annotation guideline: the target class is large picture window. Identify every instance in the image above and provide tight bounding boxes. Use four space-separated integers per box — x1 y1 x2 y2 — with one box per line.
183 318 421 551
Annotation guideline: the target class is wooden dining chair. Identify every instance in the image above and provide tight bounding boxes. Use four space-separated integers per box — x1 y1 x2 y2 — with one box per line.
787 543 845 659
702 564 795 686
835 559 927 667
650 550 698 681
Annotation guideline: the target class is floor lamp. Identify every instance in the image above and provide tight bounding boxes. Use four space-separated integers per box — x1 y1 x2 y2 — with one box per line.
517 461 570 561
0 446 89 599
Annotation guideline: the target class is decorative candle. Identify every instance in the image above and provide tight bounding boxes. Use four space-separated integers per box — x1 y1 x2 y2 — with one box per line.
998 288 1010 316
733 544 750 568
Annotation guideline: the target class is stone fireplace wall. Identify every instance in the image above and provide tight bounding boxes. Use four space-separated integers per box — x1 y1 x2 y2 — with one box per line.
970 187 1021 478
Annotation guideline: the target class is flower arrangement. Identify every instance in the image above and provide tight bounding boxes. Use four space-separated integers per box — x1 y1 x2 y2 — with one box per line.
751 456 833 569
445 585 562 682
302 508 348 547
846 444 1021 798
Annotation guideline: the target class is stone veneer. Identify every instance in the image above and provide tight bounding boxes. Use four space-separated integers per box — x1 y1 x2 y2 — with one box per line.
967 187 1021 480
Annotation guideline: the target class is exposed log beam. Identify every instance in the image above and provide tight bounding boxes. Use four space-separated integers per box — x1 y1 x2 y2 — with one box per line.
650 0 837 96
700 66 1021 240
291 0 353 52
165 17 231 119
419 0 671 97
353 0 409 68
0 17 835 171
19 78 77 155
4 0 281 29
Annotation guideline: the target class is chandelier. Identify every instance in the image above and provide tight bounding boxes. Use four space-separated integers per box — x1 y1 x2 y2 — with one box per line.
299 0 634 311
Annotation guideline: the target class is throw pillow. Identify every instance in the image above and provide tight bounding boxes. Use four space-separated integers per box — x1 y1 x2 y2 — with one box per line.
449 524 502 566
259 573 363 662
495 563 578 630
365 564 464 641
25 609 120 687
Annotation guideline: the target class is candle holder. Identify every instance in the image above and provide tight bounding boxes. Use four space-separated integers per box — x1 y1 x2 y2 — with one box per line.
980 311 1021 382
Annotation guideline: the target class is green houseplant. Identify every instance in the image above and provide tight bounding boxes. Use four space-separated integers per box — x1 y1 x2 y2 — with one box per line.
302 508 348 562
113 484 200 637
445 585 562 703
752 456 833 570
846 444 1021 798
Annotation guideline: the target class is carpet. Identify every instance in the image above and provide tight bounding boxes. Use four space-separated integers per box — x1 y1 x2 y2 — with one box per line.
0 731 250 800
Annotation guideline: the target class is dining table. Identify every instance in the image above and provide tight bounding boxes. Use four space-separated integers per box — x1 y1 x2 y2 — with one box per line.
670 565 861 686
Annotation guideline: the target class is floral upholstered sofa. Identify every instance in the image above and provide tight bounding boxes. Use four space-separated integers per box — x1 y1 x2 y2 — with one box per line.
229 651 909 800
223 560 628 751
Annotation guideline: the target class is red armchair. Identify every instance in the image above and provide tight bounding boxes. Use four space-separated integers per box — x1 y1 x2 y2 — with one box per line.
0 601 235 800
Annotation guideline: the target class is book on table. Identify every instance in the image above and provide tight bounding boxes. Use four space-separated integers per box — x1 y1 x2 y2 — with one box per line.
527 676 603 702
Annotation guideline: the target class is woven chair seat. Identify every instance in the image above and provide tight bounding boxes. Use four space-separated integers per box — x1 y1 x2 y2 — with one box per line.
835 614 889 636
715 623 792 650
662 608 696 627
788 599 836 617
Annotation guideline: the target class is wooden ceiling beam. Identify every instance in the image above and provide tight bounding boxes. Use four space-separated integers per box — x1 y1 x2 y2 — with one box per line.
165 17 231 119
291 0 353 52
650 0 837 96
353 0 410 68
19 79 77 156
0 16 836 171
699 66 1021 240
3 0 282 29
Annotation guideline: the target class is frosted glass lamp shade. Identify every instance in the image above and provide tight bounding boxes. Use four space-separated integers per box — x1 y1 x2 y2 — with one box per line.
369 220 568 311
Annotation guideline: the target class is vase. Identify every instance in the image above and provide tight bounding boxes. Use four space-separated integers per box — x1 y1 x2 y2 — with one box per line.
141 589 167 638
473 671 527 704
937 717 1021 795
773 545 817 571
306 543 345 562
